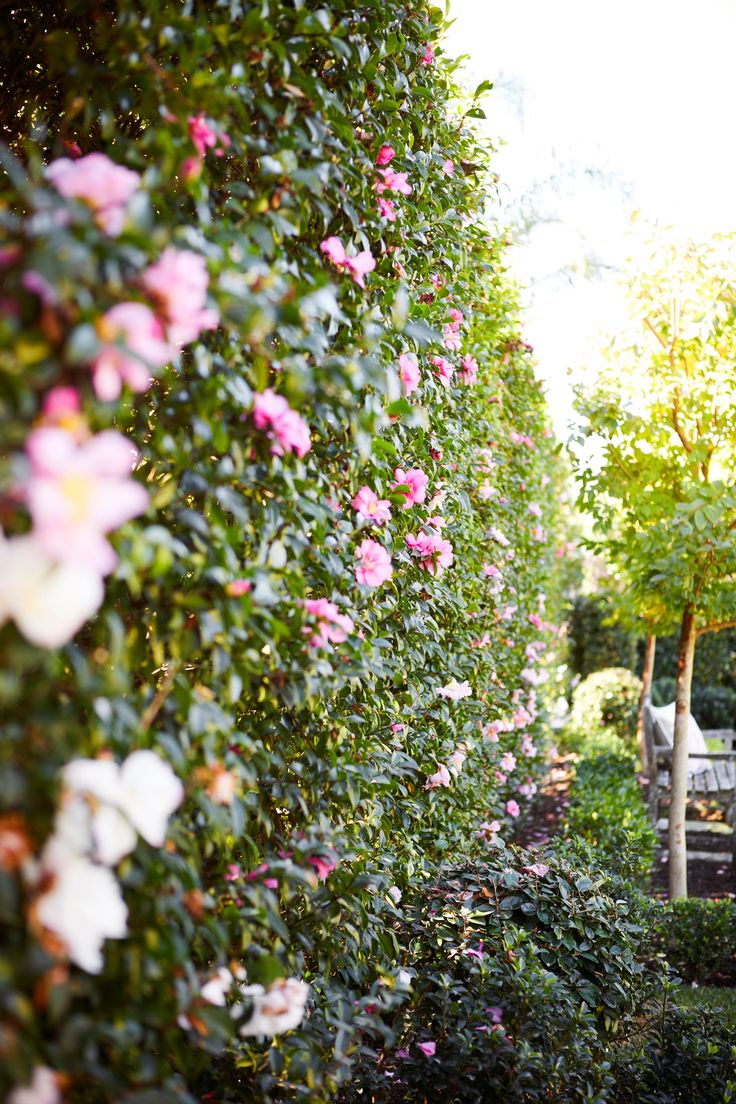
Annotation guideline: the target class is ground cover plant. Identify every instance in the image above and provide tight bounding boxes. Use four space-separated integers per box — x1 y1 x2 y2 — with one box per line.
0 3 568 1101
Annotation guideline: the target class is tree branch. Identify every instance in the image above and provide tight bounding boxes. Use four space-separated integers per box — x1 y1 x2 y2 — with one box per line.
697 619 736 638
643 316 668 350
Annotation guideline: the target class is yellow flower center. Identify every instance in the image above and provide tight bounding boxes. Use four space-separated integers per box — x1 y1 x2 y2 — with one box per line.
60 473 92 522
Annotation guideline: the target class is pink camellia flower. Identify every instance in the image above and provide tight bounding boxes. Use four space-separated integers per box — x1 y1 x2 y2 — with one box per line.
40 386 87 440
442 159 455 175
495 771 507 784
92 302 175 401
391 466 428 508
522 735 536 757
348 250 377 288
355 538 392 587
179 156 203 183
459 355 479 384
25 427 148 575
430 355 454 387
442 325 461 352
391 723 404 732
46 153 140 236
352 486 392 525
523 863 549 877
505 799 521 818
300 597 354 648
375 168 412 196
396 1048 410 1059
43 386 80 419
188 113 230 158
398 352 421 395
430 272 443 288
528 502 542 519
528 612 543 630
319 236 376 288
7 1067 60 1104
500 752 517 773
405 529 454 576
425 765 451 790
377 197 398 222
449 308 464 328
438 679 472 701
478 819 501 843
417 1041 436 1057
140 248 219 345
376 144 395 166
252 389 311 458
517 780 538 798
465 942 484 959
226 579 252 596
308 855 337 880
449 747 467 773
420 44 435 65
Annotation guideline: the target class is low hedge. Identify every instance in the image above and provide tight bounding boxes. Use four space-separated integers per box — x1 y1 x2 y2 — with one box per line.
652 898 736 985
343 847 667 1103
563 742 656 885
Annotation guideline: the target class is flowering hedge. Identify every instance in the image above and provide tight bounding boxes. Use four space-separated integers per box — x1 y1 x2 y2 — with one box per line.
0 3 565 1101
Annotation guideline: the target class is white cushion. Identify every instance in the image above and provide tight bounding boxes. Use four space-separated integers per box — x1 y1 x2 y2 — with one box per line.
651 702 710 774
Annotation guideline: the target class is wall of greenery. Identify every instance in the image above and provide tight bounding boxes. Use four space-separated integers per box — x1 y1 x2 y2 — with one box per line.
0 2 569 1101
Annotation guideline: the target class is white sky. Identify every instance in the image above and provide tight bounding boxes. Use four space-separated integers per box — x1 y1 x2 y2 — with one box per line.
445 0 736 434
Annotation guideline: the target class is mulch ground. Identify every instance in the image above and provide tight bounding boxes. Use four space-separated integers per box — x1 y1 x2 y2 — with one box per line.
516 752 575 851
517 754 736 899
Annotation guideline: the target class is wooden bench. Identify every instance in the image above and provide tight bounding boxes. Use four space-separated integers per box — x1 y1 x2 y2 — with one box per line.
642 695 736 855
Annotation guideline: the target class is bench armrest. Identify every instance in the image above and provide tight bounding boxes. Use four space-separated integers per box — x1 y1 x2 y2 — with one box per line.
654 748 736 761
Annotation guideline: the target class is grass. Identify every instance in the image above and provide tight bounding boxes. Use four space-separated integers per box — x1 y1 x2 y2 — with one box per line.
675 984 736 1028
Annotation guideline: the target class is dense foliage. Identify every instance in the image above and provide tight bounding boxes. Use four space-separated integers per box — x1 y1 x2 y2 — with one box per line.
567 595 639 681
0 2 568 1101
342 847 666 1104
653 898 736 985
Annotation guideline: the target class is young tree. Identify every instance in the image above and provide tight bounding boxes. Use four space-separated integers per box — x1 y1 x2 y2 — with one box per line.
573 229 736 898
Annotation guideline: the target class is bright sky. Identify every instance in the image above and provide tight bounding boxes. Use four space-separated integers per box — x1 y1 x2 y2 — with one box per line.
445 0 736 434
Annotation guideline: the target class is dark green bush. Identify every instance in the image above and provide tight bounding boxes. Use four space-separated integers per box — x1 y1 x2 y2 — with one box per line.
610 1003 736 1103
652 898 736 984
344 848 667 1104
651 627 736 691
567 594 639 680
564 749 656 884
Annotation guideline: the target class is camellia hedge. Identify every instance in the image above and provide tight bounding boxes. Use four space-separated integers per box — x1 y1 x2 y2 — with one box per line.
0 3 566 1101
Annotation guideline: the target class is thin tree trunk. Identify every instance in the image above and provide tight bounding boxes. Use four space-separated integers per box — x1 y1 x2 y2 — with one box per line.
668 608 697 899
637 634 656 767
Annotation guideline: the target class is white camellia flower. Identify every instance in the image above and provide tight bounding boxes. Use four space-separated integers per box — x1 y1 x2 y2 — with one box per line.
37 838 128 973
201 967 234 1006
63 749 184 851
0 533 104 649
387 885 402 903
438 678 472 701
115 750 184 846
7 1066 60 1104
234 977 309 1037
